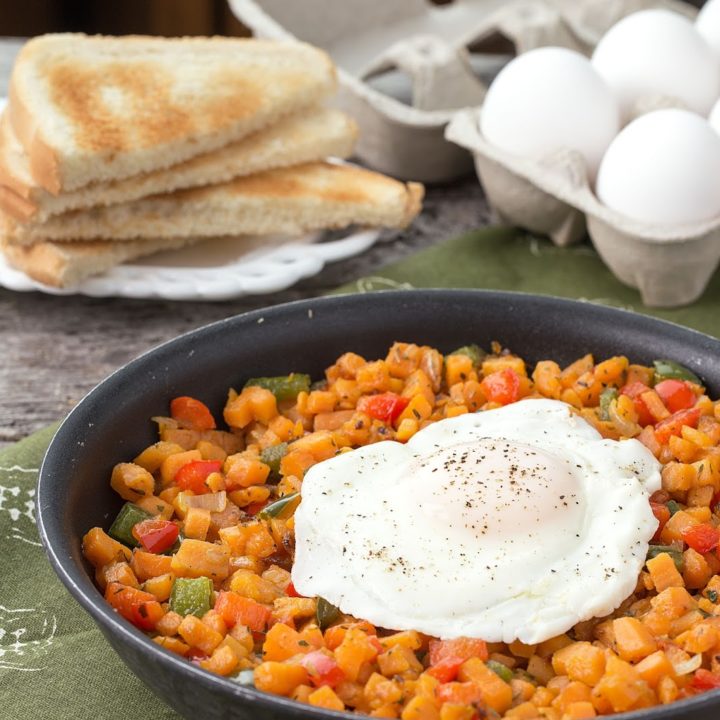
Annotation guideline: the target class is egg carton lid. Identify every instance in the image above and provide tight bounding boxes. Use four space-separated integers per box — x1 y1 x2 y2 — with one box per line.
228 0 692 182
446 109 720 308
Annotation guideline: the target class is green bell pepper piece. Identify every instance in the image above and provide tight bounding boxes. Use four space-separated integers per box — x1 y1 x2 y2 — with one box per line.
316 597 341 630
244 374 311 402
169 577 213 617
487 660 513 683
599 387 618 421
647 545 684 572
448 344 486 367
653 359 701 385
260 443 288 479
259 492 300 520
666 500 681 517
108 502 153 548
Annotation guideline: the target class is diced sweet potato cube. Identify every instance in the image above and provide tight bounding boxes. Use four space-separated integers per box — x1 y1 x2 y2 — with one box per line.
130 549 173 583
254 661 309 696
199 644 239 676
110 462 155 501
661 464 698 494
143 573 174 602
635 651 675 688
678 621 718 653
153 635 190 657
224 455 271 489
134 494 174 520
553 681 592 713
401 369 435 407
171 538 230 581
82 527 131 567
336 628 381 682
224 386 278 428
526 654 553 685
647 553 685 592
98 561 139 590
563 701 597 719
657 675 678 704
155 611 182 637
183 507 211 540
379 630 422 651
445 354 477 388
651 586 697 617
504 702 540 719
263 623 313 661
134 441 184 472
308 685 344 711
401 695 440 720
613 617 658 662
229 569 282 604
683 548 713 589
457 658 513 714
552 642 606 686
377 645 422 676
177 614 223 655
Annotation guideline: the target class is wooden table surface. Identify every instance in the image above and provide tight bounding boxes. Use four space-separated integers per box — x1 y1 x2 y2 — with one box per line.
0 38 489 449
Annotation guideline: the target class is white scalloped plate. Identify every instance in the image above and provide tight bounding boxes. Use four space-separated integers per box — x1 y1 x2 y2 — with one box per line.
0 95 386 300
0 230 382 301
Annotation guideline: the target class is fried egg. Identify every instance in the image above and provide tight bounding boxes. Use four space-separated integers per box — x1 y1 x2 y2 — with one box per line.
292 399 661 644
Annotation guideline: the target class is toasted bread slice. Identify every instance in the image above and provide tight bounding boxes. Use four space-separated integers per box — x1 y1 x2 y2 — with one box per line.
8 34 336 194
5 162 424 244
1 235 207 288
0 108 358 222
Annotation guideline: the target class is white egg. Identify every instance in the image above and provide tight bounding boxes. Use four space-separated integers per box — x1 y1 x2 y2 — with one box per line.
697 0 720 59
710 99 720 134
592 10 720 121
479 47 620 180
293 399 661 644
596 108 720 226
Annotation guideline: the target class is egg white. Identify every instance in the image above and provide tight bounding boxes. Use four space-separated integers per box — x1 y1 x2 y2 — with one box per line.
292 399 661 644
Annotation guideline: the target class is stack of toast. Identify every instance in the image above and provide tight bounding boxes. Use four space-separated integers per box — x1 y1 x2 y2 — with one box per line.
0 34 423 287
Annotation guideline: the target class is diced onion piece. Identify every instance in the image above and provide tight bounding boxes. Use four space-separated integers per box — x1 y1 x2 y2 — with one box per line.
184 491 227 513
152 416 179 432
673 653 702 676
608 398 641 437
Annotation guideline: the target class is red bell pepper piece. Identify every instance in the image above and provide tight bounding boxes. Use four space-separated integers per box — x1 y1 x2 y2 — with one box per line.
692 668 720 691
436 682 485 706
654 379 696 414
650 501 671 542
105 582 164 631
654 408 702 444
619 382 655 427
174 459 221 494
682 523 720 554
170 396 216 431
427 656 466 683
428 637 489 666
131 518 179 554
285 580 303 598
357 392 410 424
246 500 269 516
480 368 521 406
214 591 271 632
300 651 346 688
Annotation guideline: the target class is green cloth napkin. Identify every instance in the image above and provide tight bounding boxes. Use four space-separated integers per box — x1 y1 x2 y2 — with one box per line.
1 227 717 719
338 228 720 338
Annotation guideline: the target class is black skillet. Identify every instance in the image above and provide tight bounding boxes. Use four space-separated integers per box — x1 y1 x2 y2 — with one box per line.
36 290 720 720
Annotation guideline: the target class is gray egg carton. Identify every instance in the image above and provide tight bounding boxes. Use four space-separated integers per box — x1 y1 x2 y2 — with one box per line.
446 109 719 308
228 0 692 183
